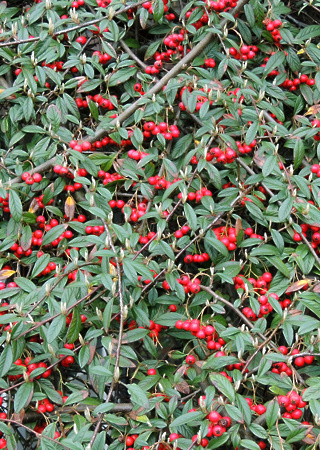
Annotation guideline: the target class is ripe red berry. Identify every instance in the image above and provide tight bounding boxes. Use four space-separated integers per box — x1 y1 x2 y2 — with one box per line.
186 355 196 365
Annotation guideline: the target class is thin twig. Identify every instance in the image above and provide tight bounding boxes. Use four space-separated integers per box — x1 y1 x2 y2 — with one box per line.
0 1 147 48
1 418 70 449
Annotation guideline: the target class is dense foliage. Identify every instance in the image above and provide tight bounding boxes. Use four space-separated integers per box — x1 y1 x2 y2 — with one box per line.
2 0 320 448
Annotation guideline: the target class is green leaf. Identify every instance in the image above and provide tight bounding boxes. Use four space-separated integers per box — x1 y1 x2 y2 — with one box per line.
23 97 34 122
271 229 284 253
209 373 235 402
92 403 115 416
172 134 193 159
90 366 113 378
42 224 67 246
109 67 137 87
296 25 320 41
14 382 34 413
78 345 90 368
266 399 279 429
123 259 137 284
240 440 261 450
66 306 82 343
47 315 66 343
31 253 50 278
266 256 290 278
9 190 22 223
124 328 149 342
262 155 277 177
145 39 162 60
204 356 239 370
205 235 229 257
184 203 197 231
0 344 12 377
244 4 255 27
245 121 259 145
126 384 150 410
20 225 32 251
236 393 252 426
171 410 205 428
278 197 293 222
88 98 99 121
63 390 88 406
263 51 286 76
300 83 313 105
103 299 113 332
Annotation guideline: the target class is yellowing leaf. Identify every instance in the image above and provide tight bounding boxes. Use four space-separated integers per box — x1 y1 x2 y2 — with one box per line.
65 196 75 220
136 415 149 423
286 279 310 293
297 49 305 55
0 270 15 279
109 263 117 276
305 104 320 116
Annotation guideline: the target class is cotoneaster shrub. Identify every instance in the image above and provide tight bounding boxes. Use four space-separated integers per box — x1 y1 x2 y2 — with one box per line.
0 0 320 449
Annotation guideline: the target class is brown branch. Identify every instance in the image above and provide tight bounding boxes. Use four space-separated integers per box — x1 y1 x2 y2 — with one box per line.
0 1 147 48
26 261 99 316
84 0 250 145
14 285 102 340
7 157 58 185
1 418 70 449
23 403 133 423
6 0 250 187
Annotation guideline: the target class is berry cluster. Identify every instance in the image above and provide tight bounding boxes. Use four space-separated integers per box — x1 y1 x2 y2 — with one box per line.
207 0 238 13
213 226 238 251
236 139 256 155
148 175 180 190
174 225 190 239
37 398 56 414
292 222 320 251
264 18 282 44
205 146 238 163
10 243 32 258
244 227 264 240
175 275 202 294
108 199 125 209
0 193 9 213
277 391 307 420
175 318 225 350
142 122 180 140
245 398 266 415
311 119 320 142
125 434 139 450
290 348 315 368
128 149 149 160
204 58 216 68
178 187 213 202
98 170 123 184
229 45 259 61
71 0 86 8
139 231 156 244
85 225 104 236
184 253 210 264
21 172 42 185
12 357 52 381
233 271 272 293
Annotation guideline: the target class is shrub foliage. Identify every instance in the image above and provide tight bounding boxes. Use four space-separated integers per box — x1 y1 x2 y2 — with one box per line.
1 0 320 449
